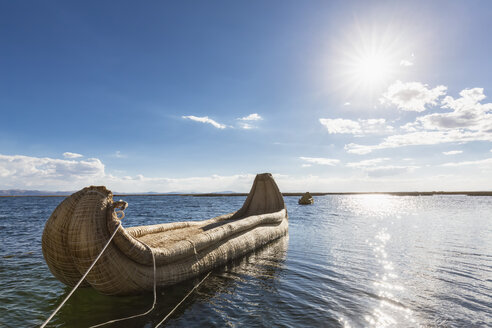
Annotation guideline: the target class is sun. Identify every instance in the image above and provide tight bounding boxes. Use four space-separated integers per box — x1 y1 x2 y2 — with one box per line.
344 48 397 92
353 52 392 85
331 23 413 98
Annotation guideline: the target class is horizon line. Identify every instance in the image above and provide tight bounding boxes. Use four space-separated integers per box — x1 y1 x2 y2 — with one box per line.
2 191 492 197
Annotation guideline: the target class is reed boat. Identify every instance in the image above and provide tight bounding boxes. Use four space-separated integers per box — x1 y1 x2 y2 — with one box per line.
298 192 314 205
42 173 288 295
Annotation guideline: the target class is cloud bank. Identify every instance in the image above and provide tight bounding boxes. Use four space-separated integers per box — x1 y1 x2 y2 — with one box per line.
346 86 492 154
1 153 491 192
0 154 104 189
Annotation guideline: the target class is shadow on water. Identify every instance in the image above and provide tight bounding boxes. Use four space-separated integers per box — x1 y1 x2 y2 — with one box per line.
46 236 289 327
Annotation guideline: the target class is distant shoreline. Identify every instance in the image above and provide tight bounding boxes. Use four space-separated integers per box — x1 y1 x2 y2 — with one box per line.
2 191 492 197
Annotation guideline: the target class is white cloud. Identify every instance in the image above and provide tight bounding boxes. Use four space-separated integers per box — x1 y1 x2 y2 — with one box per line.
346 158 416 177
320 118 360 134
63 152 83 159
399 59 413 67
238 123 253 130
443 150 462 155
0 154 105 189
344 102 351 106
319 118 393 135
345 130 492 154
105 173 260 193
412 88 492 131
346 158 390 168
182 113 263 130
0 153 260 192
346 87 492 154
359 119 394 135
236 113 262 129
238 113 262 121
441 158 492 167
1 152 491 192
345 143 373 155
0 153 347 193
301 164 312 168
299 157 340 166
380 81 447 112
275 171 492 192
365 165 418 177
182 115 226 129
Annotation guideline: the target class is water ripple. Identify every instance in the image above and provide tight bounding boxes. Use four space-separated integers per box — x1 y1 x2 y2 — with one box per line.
1 195 491 327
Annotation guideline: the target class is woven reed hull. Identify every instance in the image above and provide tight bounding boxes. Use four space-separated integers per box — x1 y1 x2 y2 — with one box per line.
42 173 288 295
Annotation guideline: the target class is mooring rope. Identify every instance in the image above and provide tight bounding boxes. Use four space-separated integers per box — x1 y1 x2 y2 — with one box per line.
40 220 124 328
41 207 211 328
186 238 200 262
154 271 212 327
88 243 157 328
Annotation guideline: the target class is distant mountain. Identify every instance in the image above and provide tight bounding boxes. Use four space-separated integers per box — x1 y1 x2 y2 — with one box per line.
113 191 199 195
0 189 72 196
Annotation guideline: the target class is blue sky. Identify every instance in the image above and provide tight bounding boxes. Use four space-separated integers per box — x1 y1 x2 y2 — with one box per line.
1 1 492 192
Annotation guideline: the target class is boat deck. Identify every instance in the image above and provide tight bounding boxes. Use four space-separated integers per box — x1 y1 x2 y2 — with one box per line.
135 225 205 248
130 217 238 249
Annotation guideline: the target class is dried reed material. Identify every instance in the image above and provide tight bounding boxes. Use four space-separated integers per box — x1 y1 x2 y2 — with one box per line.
42 173 288 295
298 192 314 205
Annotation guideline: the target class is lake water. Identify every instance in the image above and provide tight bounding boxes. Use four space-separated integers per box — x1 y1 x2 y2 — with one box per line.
1 195 491 327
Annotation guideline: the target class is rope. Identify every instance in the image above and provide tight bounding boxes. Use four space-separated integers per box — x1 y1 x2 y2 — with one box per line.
185 239 200 262
89 244 157 328
91 240 211 328
154 271 211 327
41 203 211 328
40 220 123 328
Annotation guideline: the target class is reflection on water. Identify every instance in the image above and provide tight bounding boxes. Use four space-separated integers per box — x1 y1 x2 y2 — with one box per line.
49 236 289 327
343 196 419 327
1 195 492 327
366 228 416 327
